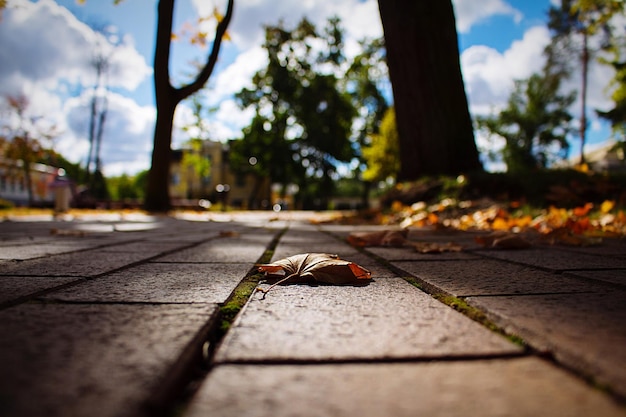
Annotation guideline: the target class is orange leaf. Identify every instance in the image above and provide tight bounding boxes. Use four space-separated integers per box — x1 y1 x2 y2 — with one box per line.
491 217 509 231
573 202 593 217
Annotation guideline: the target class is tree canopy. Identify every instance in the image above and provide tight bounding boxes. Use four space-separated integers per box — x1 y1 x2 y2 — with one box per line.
477 67 576 173
231 17 358 209
547 0 625 164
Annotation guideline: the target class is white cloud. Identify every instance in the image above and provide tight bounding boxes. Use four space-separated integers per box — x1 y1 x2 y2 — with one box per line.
452 0 523 33
192 0 383 53
461 26 550 116
61 91 155 176
0 1 150 92
181 0 385 152
0 0 153 177
210 46 267 104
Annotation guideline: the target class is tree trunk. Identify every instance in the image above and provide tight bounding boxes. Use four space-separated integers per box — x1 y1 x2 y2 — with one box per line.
579 31 588 165
378 0 482 180
144 100 176 211
143 0 234 212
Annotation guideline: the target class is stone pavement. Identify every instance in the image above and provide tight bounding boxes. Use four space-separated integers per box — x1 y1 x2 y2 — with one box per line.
0 211 625 417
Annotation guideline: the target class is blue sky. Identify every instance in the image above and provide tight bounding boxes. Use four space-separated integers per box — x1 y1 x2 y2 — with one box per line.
0 0 618 175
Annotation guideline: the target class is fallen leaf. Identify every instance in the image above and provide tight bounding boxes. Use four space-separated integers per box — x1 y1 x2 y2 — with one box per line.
406 241 463 254
475 232 531 249
50 228 86 237
219 230 240 237
347 229 408 247
257 253 371 296
601 200 615 214
543 227 602 247
573 202 593 217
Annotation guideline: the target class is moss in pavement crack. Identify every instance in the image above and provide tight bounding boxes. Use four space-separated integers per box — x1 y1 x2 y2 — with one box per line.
217 228 286 335
433 293 527 347
219 272 262 334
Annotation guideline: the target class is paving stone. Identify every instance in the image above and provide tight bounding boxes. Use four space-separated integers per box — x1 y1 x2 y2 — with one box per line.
271 240 360 262
467 290 626 399
323 226 487 248
365 245 479 261
0 242 95 260
98 241 193 255
544 239 626 257
565 269 626 287
157 232 275 263
392 258 609 297
215 278 520 363
185 357 626 417
0 249 154 277
476 247 626 271
43 262 251 304
0 302 218 417
0 276 80 304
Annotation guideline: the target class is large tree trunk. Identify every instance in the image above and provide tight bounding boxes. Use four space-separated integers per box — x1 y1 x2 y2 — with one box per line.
378 0 482 180
144 99 176 211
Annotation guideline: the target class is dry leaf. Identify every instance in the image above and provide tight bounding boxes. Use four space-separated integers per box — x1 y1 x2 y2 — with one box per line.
257 253 371 296
347 229 408 247
543 227 602 247
475 232 531 249
406 241 463 254
50 228 86 237
219 230 240 237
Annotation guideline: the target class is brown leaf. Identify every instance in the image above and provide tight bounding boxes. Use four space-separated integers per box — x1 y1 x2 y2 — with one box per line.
406 241 463 254
219 230 240 237
542 227 602 247
50 228 86 237
475 232 531 249
347 229 408 247
256 253 371 295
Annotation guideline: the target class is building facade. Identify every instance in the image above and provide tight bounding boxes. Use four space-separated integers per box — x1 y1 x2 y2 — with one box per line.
0 158 59 206
169 140 272 209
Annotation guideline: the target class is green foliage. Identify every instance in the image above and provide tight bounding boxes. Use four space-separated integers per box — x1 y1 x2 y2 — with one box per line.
362 107 400 182
547 0 625 162
476 67 575 173
232 17 357 208
107 171 146 201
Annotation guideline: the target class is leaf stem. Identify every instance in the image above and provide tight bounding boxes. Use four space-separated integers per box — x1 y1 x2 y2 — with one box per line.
256 272 300 298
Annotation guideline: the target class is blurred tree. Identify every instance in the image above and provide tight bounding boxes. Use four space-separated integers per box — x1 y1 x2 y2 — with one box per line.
377 0 482 180
595 6 626 138
233 17 356 209
547 0 625 164
1 94 58 206
345 37 389 206
180 97 212 199
84 25 124 200
476 65 576 173
108 173 144 201
144 0 233 212
362 107 399 183
229 113 298 208
597 60 626 136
